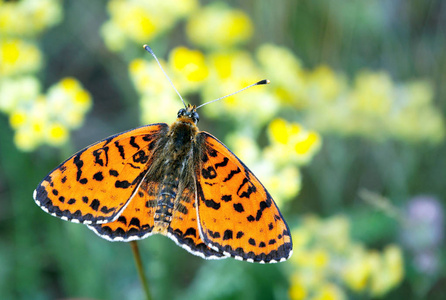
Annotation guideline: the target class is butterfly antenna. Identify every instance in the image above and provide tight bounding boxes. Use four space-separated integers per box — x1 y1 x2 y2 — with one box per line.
143 44 187 108
195 79 270 109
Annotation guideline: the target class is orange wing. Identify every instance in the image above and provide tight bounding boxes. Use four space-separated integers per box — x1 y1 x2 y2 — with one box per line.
166 185 227 260
195 132 293 263
87 180 158 241
34 124 169 224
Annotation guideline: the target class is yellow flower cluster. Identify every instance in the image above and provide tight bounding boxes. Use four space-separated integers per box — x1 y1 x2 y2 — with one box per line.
0 77 92 151
256 44 444 144
0 38 42 77
0 0 94 152
289 215 404 299
101 0 198 52
266 118 322 166
0 0 62 36
186 3 253 49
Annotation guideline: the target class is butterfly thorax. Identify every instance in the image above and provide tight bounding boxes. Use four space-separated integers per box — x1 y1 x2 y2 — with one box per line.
151 113 199 234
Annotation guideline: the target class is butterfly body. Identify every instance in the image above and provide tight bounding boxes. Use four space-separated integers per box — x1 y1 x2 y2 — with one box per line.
34 104 292 263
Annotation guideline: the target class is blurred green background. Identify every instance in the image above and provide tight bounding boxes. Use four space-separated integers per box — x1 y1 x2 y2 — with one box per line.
1 0 445 299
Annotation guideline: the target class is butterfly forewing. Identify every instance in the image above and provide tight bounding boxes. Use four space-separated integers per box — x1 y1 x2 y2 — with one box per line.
195 132 293 263
34 124 169 224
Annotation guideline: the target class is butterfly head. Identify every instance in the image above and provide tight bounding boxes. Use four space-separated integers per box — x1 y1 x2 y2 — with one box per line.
177 104 200 124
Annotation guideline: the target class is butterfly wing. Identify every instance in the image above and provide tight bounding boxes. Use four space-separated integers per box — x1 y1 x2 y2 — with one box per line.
195 132 293 263
87 180 158 241
166 184 228 260
34 123 169 224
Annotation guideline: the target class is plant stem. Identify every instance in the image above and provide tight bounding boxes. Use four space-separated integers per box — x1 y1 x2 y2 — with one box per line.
130 241 152 300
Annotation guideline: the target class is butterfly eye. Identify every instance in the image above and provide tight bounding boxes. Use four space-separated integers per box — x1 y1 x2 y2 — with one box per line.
177 108 186 118
192 112 199 123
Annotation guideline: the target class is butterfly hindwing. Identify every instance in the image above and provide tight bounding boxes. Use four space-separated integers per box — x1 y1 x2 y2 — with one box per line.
166 185 227 259
195 132 293 263
34 123 169 224
88 180 158 241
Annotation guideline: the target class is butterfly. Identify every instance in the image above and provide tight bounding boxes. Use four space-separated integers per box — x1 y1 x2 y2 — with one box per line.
34 47 292 264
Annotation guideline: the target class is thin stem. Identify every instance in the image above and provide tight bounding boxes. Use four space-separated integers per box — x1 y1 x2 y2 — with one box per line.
130 241 152 300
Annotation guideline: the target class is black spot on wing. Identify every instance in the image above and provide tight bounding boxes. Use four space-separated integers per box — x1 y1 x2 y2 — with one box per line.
129 217 141 227
203 199 220 210
208 230 221 239
223 230 233 240
93 171 104 181
237 178 256 198
115 180 131 189
133 150 149 163
90 199 100 211
233 203 244 213
221 195 232 202
223 167 241 182
202 166 217 179
114 141 125 159
215 157 229 168
130 137 140 149
255 199 272 221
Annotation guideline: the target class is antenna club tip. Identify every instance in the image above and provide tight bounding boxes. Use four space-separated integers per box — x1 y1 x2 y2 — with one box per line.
257 79 270 85
143 44 153 54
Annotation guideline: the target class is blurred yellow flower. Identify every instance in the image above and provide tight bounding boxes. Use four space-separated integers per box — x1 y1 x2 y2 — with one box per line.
201 50 278 126
129 58 179 124
305 65 347 103
0 38 42 76
257 44 306 106
266 118 322 166
169 46 209 93
186 3 253 49
350 71 393 116
102 0 198 51
312 283 346 300
0 76 40 113
0 0 62 36
46 122 69 145
3 77 91 151
289 274 308 300
289 215 404 298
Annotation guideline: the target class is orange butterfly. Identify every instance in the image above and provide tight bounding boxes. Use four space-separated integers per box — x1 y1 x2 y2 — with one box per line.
34 46 292 264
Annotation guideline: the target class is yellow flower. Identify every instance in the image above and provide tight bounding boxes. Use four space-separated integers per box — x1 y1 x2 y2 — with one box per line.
102 0 198 51
201 50 277 126
342 246 371 292
46 77 92 128
46 122 69 146
169 46 208 93
257 44 306 105
14 127 40 152
305 65 347 103
289 274 308 300
186 3 253 49
9 110 27 129
0 0 62 36
0 38 42 76
0 76 40 113
312 283 346 300
369 245 404 297
350 71 393 116
266 118 322 166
